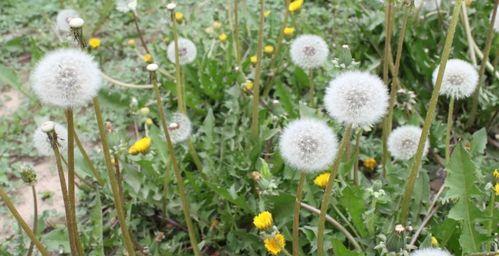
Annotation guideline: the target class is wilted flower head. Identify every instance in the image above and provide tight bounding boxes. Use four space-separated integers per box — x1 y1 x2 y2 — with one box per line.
324 71 388 126
432 59 478 99
290 35 329 69
264 232 286 255
410 248 452 256
56 9 80 34
168 112 192 144
33 122 68 156
414 0 441 11
167 38 197 65
388 125 429 160
279 118 338 173
116 0 137 12
31 49 102 108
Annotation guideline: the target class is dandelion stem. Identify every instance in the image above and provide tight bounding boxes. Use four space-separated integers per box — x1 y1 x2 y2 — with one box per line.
292 173 305 256
251 0 266 139
317 125 352 256
352 128 362 186
27 185 38 256
149 69 201 256
308 69 316 107
0 186 49 256
445 97 455 163
233 0 241 66
74 129 105 186
398 0 463 225
170 9 186 113
93 97 136 256
132 11 150 54
467 0 498 127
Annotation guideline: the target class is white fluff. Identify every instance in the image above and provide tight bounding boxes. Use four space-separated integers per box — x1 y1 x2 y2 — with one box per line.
168 112 192 144
33 122 68 156
167 38 197 65
411 248 452 256
290 35 329 69
31 49 102 108
414 0 441 11
493 6 499 32
279 118 338 173
324 71 388 126
388 125 429 160
56 9 80 34
432 59 478 99
116 0 137 12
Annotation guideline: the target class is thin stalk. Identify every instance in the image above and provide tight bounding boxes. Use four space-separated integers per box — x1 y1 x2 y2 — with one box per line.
460 4 477 65
93 97 136 256
398 0 464 225
27 185 38 256
353 128 362 186
381 0 394 177
0 187 49 256
263 0 291 97
233 0 241 65
170 9 186 113
113 154 126 212
162 160 172 216
47 130 78 255
445 97 455 163
317 125 353 256
250 0 265 139
132 11 150 54
467 0 498 127
149 70 201 256
74 131 104 186
308 69 316 107
187 141 203 171
64 109 84 256
292 173 306 256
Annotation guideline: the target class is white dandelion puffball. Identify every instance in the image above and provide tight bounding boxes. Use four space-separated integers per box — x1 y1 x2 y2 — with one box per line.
56 9 80 33
290 35 329 69
388 125 429 160
411 248 452 256
324 71 388 126
432 59 478 99
33 122 68 156
31 49 102 108
167 38 197 65
414 0 441 12
168 112 192 144
493 6 499 32
116 0 137 12
279 118 338 173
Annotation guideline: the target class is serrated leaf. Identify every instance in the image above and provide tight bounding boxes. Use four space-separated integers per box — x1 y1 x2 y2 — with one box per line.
338 185 367 237
470 128 487 156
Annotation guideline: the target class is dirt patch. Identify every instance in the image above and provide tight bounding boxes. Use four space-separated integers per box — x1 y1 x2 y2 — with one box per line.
0 90 23 117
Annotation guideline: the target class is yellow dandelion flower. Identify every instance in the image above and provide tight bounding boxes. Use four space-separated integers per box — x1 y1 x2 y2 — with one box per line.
363 158 377 171
145 118 153 126
495 183 499 196
253 211 272 230
212 21 222 29
283 27 295 37
127 39 136 46
493 169 499 179
88 37 101 49
264 45 274 55
143 53 153 63
289 0 304 12
250 55 258 64
128 137 152 155
314 173 329 189
243 80 254 92
175 12 184 23
264 10 271 17
431 236 439 246
264 233 286 255
219 33 228 43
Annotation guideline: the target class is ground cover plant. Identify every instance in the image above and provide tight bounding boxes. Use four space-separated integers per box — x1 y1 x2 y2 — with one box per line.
0 0 498 255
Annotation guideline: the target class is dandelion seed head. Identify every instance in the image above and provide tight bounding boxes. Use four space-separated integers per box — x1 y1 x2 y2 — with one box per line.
56 9 80 33
290 35 329 69
167 112 192 144
116 0 137 12
31 49 102 108
324 71 388 126
167 38 197 65
433 59 478 99
69 17 84 28
410 248 452 256
33 122 67 156
279 118 338 173
388 125 429 160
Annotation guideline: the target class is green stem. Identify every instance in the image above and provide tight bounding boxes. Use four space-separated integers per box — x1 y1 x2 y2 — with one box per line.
317 125 353 256
0 186 49 256
250 0 265 139
187 141 203 171
353 128 362 186
308 69 316 107
162 160 171 217
398 0 463 225
93 97 136 256
150 70 201 256
233 0 241 66
170 10 186 113
292 173 306 256
445 97 455 163
27 185 38 256
74 131 105 186
467 0 498 127
132 11 150 54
